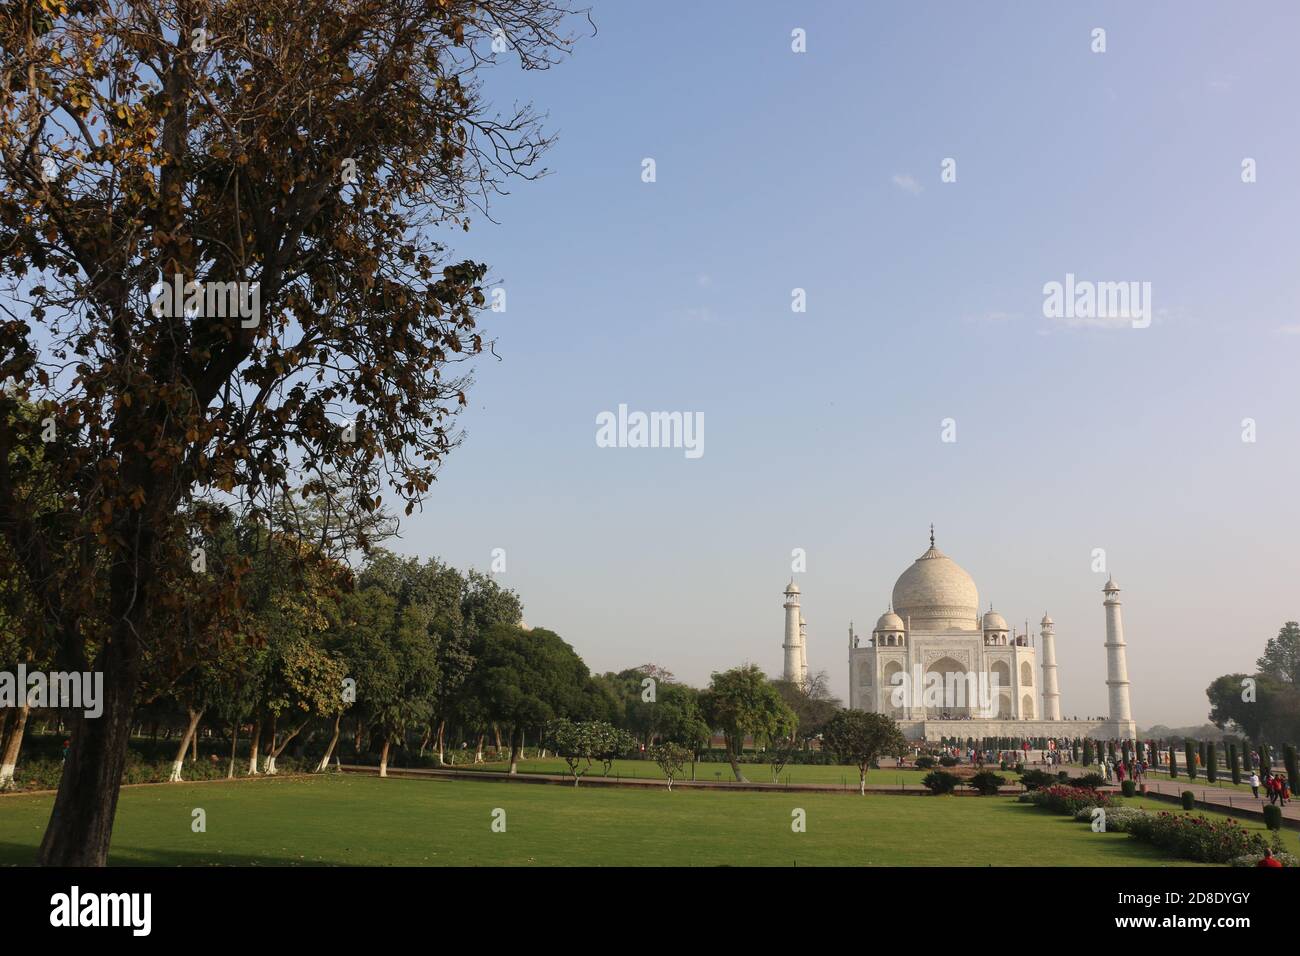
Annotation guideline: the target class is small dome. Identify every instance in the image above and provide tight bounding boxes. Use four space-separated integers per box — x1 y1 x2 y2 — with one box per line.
982 608 1008 631
1103 575 1120 592
785 579 800 594
1041 613 1054 625
875 610 904 632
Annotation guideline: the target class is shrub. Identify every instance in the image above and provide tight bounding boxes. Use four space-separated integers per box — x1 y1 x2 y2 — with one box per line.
1230 743 1241 786
938 755 958 767
922 770 961 794
968 770 1006 795
1127 811 1268 864
1121 780 1136 798
1076 772 1105 790
914 755 936 770
1076 805 1149 832
1018 768 1056 791
1169 746 1178 778
1263 804 1283 831
1181 790 1195 811
1206 742 1218 783
1029 784 1109 816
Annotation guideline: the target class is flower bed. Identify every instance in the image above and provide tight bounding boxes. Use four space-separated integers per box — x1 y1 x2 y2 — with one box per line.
1229 850 1299 867
1024 784 1110 815
1125 811 1268 864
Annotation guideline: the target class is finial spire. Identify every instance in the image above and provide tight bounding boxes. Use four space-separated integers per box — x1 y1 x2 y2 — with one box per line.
929 523 935 548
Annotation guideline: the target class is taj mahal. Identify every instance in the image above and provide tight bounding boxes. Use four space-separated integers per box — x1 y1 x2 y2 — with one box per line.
781 528 1137 742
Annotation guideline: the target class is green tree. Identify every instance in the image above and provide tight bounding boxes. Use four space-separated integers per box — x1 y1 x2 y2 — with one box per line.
544 718 620 787
0 0 582 866
650 742 691 791
772 670 842 748
1185 740 1197 780
821 710 908 796
1229 743 1242 785
655 683 710 780
1257 622 1300 685
699 665 796 783
461 624 601 773
1206 742 1218 783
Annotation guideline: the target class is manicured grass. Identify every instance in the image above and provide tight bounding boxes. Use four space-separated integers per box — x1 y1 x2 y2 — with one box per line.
0 774 1260 866
445 756 973 787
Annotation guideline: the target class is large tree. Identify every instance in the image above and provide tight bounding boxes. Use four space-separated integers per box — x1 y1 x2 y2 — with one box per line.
699 665 795 783
822 709 907 796
0 0 582 864
460 623 600 773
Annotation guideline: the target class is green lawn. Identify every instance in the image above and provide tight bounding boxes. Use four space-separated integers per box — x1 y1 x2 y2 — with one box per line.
444 756 977 787
0 774 1265 866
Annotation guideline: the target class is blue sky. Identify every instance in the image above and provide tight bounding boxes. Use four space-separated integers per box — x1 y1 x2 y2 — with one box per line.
393 1 1300 726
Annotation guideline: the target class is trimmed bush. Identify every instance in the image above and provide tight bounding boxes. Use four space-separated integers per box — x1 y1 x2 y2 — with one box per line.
1185 741 1197 780
1263 804 1282 831
1075 805 1149 833
1076 772 1105 790
1018 768 1056 791
1286 745 1299 795
1206 742 1218 783
1229 743 1241 786
938 755 958 767
968 770 1006 795
1169 746 1178 778
1121 779 1136 798
1181 790 1195 810
914 755 936 770
922 770 961 795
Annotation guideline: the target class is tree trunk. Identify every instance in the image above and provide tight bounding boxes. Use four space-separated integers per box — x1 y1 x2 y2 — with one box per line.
227 721 239 779
248 719 261 775
860 767 867 796
0 703 29 790
508 729 521 774
436 719 446 766
316 714 342 772
379 738 390 777
36 617 143 866
726 736 747 782
263 713 278 774
474 733 485 763
190 723 199 762
493 722 502 753
168 707 204 782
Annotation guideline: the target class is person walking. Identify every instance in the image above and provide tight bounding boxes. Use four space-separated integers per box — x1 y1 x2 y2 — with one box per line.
1250 770 1261 799
1258 848 1283 868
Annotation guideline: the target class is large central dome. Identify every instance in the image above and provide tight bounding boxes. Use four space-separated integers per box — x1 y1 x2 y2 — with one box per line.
891 535 980 631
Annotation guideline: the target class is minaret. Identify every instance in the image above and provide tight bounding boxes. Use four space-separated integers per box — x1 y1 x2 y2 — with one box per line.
1040 613 1061 720
782 580 801 683
1102 576 1136 739
798 613 809 685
